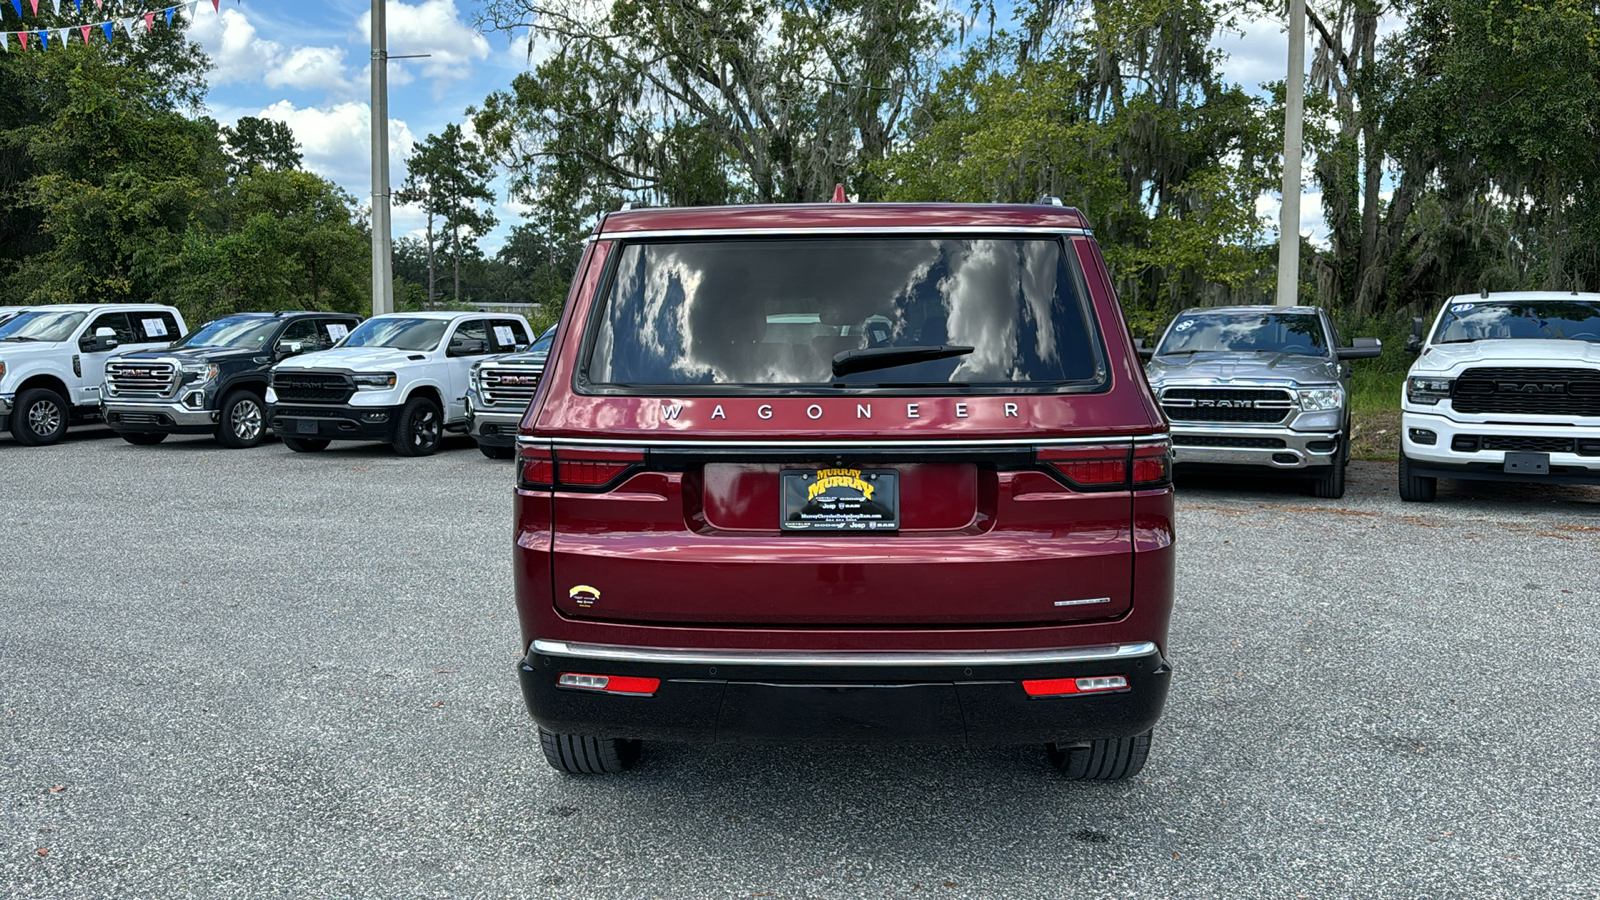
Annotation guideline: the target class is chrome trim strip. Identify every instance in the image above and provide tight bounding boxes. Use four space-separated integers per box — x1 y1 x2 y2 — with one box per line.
530 639 1159 667
519 434 1168 449
597 226 1092 240
1053 597 1111 607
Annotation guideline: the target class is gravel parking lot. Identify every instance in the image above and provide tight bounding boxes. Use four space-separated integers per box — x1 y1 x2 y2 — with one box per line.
3 430 1598 899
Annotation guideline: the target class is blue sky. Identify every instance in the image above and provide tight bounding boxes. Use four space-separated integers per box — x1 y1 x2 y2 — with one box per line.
174 1 1340 253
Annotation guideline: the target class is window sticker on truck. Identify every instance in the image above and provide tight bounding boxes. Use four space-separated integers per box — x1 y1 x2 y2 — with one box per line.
142 318 168 337
327 323 349 341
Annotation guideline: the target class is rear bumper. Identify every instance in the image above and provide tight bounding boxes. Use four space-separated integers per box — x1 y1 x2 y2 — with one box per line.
1169 422 1339 470
103 399 218 434
519 640 1170 745
268 402 400 442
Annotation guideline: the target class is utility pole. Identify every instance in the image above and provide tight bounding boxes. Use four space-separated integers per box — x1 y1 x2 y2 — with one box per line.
370 0 394 316
1276 0 1306 307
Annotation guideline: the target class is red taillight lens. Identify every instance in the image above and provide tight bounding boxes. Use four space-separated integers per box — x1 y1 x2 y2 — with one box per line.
558 673 661 695
1022 675 1129 697
1132 439 1172 487
1038 445 1129 487
519 447 644 491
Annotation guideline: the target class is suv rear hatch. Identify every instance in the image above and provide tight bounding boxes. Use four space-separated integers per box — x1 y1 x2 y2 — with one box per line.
525 233 1165 628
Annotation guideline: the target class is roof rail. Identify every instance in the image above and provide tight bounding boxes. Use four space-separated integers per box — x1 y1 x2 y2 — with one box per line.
1036 195 1064 207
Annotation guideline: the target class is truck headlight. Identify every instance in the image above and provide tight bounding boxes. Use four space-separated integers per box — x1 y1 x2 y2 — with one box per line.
1406 376 1453 405
353 372 397 390
179 362 218 384
1298 387 1343 410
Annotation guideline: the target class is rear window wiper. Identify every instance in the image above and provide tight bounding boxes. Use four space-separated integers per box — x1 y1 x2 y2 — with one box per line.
832 345 973 377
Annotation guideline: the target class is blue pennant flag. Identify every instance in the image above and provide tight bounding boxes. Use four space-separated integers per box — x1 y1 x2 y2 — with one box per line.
74 0 80 12
165 6 174 26
38 29 48 51
101 20 113 43
10 0 22 22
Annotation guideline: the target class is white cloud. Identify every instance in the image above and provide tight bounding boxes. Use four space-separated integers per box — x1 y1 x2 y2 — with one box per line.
266 46 358 94
357 0 491 91
1256 191 1331 249
188 8 281 84
256 100 417 194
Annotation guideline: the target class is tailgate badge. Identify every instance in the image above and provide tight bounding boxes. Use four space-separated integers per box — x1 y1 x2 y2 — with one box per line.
569 585 600 608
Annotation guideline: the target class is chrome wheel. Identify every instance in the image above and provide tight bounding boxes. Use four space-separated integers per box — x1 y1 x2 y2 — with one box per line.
230 397 263 441
27 398 61 436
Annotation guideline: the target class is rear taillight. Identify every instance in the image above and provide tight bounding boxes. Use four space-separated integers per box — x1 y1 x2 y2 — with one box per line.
519 446 645 491
1036 440 1170 490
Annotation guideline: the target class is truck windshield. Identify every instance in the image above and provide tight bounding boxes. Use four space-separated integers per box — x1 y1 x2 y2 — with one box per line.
1157 312 1327 356
0 310 87 343
584 237 1104 390
1433 299 1600 343
173 317 281 350
341 317 449 351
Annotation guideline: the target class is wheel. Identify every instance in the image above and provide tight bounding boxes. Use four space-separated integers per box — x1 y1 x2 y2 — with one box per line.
282 436 331 453
479 443 515 460
12 387 68 445
392 395 443 457
216 390 266 449
538 727 642 775
1398 452 1437 502
1308 460 1346 499
1046 730 1153 781
120 432 168 445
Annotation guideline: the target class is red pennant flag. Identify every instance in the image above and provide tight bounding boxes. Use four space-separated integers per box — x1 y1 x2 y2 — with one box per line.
79 24 90 44
29 0 39 16
17 31 28 50
210 0 217 9
143 11 153 31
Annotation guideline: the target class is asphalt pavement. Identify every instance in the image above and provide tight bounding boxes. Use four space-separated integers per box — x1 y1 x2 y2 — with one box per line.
2 429 1598 899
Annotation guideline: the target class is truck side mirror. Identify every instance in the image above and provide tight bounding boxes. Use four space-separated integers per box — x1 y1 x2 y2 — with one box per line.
1405 317 1426 353
1336 337 1383 360
80 326 119 352
277 341 304 359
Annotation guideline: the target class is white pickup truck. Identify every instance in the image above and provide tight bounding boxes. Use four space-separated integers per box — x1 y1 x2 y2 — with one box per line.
265 310 534 456
1400 291 1600 501
0 303 187 445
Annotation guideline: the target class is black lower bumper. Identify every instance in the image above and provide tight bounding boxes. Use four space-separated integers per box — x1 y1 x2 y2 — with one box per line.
105 411 216 435
268 403 399 442
1409 459 1600 486
519 646 1170 745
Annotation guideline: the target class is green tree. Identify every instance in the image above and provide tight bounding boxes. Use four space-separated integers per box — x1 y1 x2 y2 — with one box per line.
395 124 497 303
221 116 303 177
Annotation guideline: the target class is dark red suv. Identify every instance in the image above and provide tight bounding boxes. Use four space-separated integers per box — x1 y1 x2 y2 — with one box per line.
513 201 1174 779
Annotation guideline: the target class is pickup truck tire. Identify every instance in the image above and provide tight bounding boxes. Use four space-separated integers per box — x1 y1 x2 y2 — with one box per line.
216 390 266 449
479 444 515 460
121 432 168 445
283 437 331 453
12 387 68 446
538 728 642 775
392 395 443 457
1308 460 1346 499
1398 452 1437 502
1046 730 1152 781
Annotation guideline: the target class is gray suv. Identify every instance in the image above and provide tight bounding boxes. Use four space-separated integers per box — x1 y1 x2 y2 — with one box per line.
1140 306 1381 498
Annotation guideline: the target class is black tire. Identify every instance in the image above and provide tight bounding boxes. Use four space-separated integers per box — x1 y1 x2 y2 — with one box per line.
1046 730 1153 781
120 432 168 446
1309 460 1346 499
12 387 69 446
479 443 515 460
1398 452 1437 502
216 390 266 449
538 727 642 775
282 436 331 453
392 395 443 457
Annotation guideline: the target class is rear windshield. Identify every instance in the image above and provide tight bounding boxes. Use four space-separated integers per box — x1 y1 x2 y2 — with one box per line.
1432 299 1600 343
1157 311 1328 356
582 237 1105 392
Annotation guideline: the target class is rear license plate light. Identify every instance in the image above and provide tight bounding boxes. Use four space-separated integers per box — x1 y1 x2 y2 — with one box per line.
1022 675 1129 697
557 673 661 696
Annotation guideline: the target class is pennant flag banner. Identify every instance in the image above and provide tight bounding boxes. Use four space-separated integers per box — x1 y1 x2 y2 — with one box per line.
164 6 172 26
78 23 89 44
143 11 153 32
28 0 38 17
37 28 47 50
1 32 8 52
9 0 20 21
99 20 111 42
17 30 27 49
0 0 225 52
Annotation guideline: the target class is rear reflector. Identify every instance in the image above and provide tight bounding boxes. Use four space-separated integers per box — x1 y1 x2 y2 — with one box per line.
557 673 661 695
1022 675 1129 697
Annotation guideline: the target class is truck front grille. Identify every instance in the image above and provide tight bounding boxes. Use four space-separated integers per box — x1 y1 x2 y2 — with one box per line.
1452 366 1600 416
1161 388 1295 424
1172 435 1288 449
273 372 355 404
479 367 542 408
1451 434 1600 456
106 361 177 398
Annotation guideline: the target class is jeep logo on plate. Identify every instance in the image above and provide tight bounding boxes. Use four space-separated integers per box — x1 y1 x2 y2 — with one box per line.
1496 382 1565 393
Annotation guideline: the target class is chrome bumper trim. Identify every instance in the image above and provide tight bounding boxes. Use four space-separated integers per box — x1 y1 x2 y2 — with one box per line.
101 399 217 427
530 639 1160 668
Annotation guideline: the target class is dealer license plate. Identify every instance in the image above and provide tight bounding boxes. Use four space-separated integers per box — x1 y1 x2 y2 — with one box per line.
780 467 899 532
1503 451 1549 475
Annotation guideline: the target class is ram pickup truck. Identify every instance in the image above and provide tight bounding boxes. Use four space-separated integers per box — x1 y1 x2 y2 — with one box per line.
102 311 364 448
1399 291 1600 501
0 304 187 445
266 310 533 456
513 199 1173 780
1140 306 1380 498
466 324 556 459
